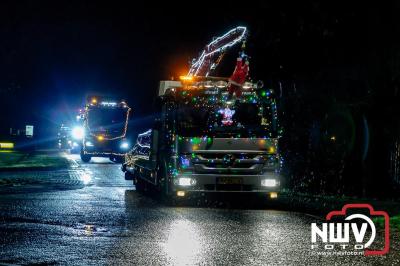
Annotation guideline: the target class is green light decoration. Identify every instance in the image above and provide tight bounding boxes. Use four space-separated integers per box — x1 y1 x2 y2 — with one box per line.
161 81 282 151
190 137 202 145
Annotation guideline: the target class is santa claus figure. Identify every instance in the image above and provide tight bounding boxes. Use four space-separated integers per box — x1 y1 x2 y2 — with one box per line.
219 107 235 126
228 56 249 98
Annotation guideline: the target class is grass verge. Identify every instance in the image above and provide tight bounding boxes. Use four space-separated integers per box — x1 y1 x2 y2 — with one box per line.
0 150 69 170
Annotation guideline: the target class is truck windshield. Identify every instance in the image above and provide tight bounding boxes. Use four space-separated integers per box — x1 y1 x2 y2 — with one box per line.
87 107 127 134
175 92 277 138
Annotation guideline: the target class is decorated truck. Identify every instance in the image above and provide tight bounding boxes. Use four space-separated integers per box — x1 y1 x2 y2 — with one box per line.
79 96 132 162
122 26 281 199
123 77 281 198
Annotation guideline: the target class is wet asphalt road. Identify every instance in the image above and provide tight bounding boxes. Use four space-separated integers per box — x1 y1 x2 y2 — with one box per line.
0 155 398 265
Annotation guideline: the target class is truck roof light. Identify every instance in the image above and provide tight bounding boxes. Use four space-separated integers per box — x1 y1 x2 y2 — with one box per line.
100 101 117 106
180 75 193 81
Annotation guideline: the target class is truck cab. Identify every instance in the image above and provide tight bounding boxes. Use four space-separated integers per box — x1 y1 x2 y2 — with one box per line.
123 77 281 199
80 96 132 162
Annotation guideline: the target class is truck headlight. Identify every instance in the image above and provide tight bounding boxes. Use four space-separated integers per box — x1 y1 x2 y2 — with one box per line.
120 142 130 149
85 141 94 147
72 126 84 140
177 177 196 186
261 179 277 187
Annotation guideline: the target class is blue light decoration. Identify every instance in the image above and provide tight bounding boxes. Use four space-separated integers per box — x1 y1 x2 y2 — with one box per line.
218 107 236 126
180 156 190 168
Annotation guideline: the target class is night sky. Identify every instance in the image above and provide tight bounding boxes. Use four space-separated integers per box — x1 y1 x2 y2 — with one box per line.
0 1 398 139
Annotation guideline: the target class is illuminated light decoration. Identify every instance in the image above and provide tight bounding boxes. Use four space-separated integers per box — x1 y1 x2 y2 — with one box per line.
0 142 14 149
136 129 152 149
192 144 200 151
216 80 227 88
190 137 202 145
81 101 132 156
180 75 193 81
188 26 247 77
204 81 214 88
268 146 276 154
100 101 118 107
85 106 132 141
219 107 235 126
122 129 153 166
180 156 191 168
242 82 253 90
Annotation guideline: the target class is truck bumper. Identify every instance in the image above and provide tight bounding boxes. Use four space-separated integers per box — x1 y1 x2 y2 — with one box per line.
171 172 280 195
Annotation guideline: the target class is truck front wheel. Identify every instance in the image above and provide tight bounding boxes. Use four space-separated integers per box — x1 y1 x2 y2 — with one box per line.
80 151 91 162
134 177 146 192
125 171 134 180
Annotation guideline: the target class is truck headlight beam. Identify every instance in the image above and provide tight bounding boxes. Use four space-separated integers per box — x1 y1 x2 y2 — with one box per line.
71 126 84 140
85 141 94 147
120 142 130 149
261 179 277 187
177 177 196 186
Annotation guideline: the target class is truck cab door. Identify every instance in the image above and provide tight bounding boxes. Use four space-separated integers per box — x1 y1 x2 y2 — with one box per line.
149 129 159 169
149 119 161 170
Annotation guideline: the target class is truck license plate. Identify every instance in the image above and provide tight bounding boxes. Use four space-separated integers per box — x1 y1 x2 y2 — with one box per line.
217 177 242 185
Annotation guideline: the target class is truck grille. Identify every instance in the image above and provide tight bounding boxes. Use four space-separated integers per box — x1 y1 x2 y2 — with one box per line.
192 152 268 175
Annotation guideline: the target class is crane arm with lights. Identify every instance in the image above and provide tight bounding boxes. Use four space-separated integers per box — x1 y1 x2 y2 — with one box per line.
188 26 248 77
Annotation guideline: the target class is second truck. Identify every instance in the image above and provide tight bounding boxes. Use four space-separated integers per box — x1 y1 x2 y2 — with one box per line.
79 96 132 162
